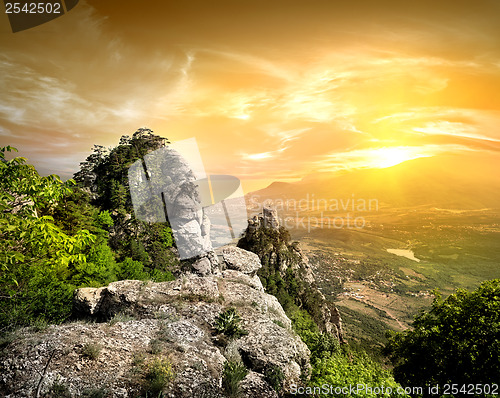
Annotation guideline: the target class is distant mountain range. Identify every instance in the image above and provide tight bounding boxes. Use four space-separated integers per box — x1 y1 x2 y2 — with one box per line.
249 154 500 210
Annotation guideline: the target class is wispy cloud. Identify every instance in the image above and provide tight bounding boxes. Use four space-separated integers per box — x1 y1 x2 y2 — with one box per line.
313 144 475 173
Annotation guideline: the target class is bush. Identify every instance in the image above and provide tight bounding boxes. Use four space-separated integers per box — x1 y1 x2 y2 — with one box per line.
264 364 285 392
385 280 500 389
116 257 147 280
44 381 72 398
143 356 174 396
214 308 248 338
81 387 108 398
97 210 114 228
309 346 404 397
222 361 248 397
149 338 163 355
81 342 102 360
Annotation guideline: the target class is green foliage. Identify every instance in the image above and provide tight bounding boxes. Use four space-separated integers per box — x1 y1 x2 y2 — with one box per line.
222 361 248 397
97 210 114 228
116 257 148 280
214 308 248 338
44 381 72 398
239 220 404 396
385 280 500 390
143 356 174 396
238 224 325 326
81 342 102 360
161 227 174 248
72 240 117 287
149 338 163 355
1 131 181 329
289 300 401 396
108 312 135 325
263 364 285 393
272 319 286 328
0 147 98 329
81 387 108 398
309 346 404 397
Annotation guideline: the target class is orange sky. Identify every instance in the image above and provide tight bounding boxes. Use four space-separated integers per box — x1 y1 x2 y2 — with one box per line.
1 0 500 193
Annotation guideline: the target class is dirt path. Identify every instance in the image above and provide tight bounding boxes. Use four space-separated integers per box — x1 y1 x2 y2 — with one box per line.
364 299 407 330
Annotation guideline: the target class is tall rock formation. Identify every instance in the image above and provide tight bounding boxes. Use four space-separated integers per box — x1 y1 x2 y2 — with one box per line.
238 206 345 342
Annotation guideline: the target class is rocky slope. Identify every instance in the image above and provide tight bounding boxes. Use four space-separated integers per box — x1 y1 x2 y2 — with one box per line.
239 206 344 341
0 247 309 398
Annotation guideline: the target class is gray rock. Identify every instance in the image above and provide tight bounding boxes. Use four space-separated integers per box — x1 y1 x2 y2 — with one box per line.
219 246 262 275
3 260 310 397
192 257 213 276
240 371 279 398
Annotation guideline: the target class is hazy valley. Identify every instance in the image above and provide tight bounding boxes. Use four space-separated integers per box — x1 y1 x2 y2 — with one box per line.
247 157 500 352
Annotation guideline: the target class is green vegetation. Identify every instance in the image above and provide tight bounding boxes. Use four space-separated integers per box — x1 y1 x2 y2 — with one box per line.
238 225 326 326
81 387 109 398
240 223 405 396
290 307 402 396
222 361 248 397
0 130 178 331
385 280 500 393
214 307 248 338
263 364 285 393
44 381 72 398
81 342 102 360
143 356 174 397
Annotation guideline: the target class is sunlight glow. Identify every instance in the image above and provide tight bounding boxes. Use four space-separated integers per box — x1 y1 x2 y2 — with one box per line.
247 152 273 160
371 147 428 168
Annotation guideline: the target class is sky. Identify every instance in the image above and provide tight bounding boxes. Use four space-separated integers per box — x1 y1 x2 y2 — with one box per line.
1 0 500 192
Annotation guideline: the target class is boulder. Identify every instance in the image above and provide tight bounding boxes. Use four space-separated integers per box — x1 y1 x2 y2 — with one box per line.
240 371 279 398
219 246 262 275
3 255 310 397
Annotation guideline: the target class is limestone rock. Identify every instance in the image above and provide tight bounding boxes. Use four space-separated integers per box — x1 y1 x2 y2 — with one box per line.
263 206 280 230
2 255 310 397
73 287 105 315
219 246 262 275
240 371 279 398
247 206 280 232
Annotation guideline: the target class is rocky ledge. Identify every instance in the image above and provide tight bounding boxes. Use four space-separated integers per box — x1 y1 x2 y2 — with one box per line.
0 247 310 398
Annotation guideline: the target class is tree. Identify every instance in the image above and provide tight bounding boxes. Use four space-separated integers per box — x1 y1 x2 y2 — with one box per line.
0 146 96 328
385 280 500 393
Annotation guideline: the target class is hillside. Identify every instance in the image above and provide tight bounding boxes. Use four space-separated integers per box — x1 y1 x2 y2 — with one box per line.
0 249 309 397
251 154 500 210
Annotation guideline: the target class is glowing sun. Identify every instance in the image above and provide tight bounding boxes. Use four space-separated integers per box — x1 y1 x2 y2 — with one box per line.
370 147 430 168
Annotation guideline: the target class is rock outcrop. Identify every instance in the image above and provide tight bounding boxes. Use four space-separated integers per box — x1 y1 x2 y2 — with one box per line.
0 247 310 398
248 206 280 232
239 207 345 342
219 246 262 276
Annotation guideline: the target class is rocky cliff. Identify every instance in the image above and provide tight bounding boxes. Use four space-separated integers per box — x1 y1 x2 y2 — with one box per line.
239 207 344 342
0 247 309 398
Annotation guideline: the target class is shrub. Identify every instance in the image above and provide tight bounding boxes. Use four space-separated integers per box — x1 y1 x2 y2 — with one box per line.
116 257 147 280
264 364 285 392
149 338 163 355
97 210 114 228
222 361 248 397
81 387 108 398
45 381 72 397
143 356 174 396
161 227 174 248
214 308 248 338
272 319 286 328
309 346 404 397
81 342 102 360
108 312 135 325
385 280 500 389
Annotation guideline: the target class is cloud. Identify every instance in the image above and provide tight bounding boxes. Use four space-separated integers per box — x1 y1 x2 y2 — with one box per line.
313 144 475 173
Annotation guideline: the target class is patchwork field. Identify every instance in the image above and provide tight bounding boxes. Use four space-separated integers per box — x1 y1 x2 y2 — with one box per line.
286 206 500 352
